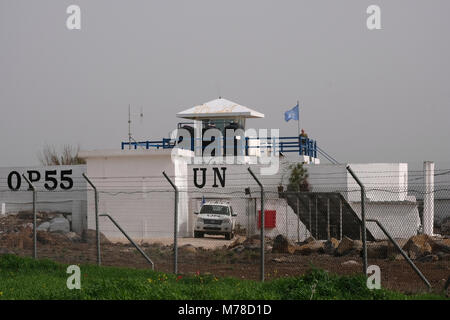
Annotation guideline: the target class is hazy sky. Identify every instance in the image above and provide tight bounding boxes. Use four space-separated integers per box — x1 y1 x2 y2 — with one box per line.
1 1 449 170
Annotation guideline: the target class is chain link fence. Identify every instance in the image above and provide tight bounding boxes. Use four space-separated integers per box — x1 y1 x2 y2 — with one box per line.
0 168 449 293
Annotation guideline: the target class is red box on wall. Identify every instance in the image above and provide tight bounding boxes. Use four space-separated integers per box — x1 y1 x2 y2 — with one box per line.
258 210 276 229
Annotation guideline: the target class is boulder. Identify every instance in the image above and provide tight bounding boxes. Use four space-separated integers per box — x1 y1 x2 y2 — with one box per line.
242 237 260 250
403 234 433 260
417 254 439 262
336 236 361 256
231 245 245 253
228 236 246 249
367 241 388 259
353 240 363 252
295 241 324 255
304 236 316 243
179 244 197 254
341 260 360 266
387 238 408 260
272 235 296 254
81 229 111 244
21 223 33 229
65 232 81 242
17 211 33 219
430 238 450 254
323 238 339 255
37 231 70 245
272 257 289 263
48 217 70 234
36 222 50 232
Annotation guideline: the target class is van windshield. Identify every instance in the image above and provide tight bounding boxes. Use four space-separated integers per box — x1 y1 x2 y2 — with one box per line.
200 205 230 216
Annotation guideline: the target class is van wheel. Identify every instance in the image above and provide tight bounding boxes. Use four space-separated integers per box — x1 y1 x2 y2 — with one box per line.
225 232 233 240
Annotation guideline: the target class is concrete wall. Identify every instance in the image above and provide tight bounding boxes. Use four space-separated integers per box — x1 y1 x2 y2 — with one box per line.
304 163 409 202
79 147 419 241
0 165 87 234
80 149 189 241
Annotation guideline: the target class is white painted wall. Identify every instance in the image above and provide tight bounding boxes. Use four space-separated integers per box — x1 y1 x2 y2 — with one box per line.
305 163 409 202
79 146 419 241
80 149 189 241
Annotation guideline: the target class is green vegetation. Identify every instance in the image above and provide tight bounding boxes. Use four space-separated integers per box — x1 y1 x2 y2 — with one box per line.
0 254 445 300
286 162 309 192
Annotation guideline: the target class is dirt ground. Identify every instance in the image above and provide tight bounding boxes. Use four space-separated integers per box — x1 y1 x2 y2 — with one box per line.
1 234 448 295
1 212 448 295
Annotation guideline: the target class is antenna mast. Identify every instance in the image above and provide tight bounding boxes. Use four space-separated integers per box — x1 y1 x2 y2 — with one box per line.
128 104 132 150
127 105 144 150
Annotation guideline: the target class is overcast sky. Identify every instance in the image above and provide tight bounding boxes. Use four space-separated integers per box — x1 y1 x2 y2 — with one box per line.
0 1 449 171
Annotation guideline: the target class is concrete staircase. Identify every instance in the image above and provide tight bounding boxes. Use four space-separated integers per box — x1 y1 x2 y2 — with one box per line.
284 192 375 241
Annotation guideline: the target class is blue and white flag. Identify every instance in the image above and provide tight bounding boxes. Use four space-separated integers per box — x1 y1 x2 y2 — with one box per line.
284 103 299 122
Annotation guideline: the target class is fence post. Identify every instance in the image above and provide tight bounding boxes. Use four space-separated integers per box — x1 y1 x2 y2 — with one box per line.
308 197 312 238
346 165 368 276
297 195 300 242
327 198 330 240
248 168 265 282
339 198 343 240
82 173 101 266
22 174 37 259
163 171 179 274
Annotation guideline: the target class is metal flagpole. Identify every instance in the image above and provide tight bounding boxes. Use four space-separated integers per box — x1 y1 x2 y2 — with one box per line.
297 100 301 155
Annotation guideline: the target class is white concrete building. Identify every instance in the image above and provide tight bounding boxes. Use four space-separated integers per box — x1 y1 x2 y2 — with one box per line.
79 98 423 241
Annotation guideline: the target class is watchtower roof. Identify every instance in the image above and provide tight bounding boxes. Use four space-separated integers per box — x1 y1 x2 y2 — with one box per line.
176 98 264 120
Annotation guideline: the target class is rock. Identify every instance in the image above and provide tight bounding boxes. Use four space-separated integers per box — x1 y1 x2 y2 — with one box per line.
231 245 245 253
17 211 33 219
81 229 111 244
272 235 296 254
37 222 50 232
272 257 288 263
436 252 450 261
228 236 246 249
48 217 70 234
367 241 388 259
65 232 81 242
336 236 361 256
37 231 70 245
341 260 360 266
323 238 339 255
403 234 433 260
387 238 408 260
430 238 450 254
179 244 197 254
304 236 316 243
295 241 325 255
417 254 439 262
242 237 260 250
21 223 33 229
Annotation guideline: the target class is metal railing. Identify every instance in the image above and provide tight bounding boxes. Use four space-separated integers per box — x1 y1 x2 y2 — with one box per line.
121 136 318 158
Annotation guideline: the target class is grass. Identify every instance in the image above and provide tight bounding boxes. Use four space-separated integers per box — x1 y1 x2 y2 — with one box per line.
0 254 446 300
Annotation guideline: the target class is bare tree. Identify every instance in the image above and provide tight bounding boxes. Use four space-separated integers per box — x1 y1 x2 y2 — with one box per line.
38 144 86 166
